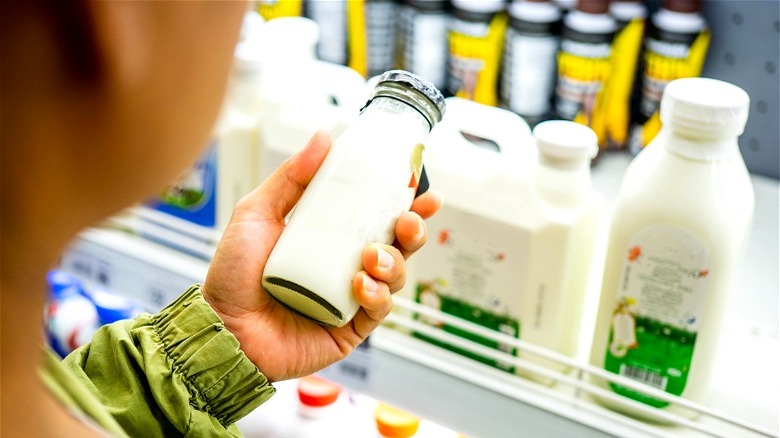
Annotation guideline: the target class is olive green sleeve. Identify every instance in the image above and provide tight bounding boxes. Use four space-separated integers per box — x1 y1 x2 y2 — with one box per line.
44 284 275 437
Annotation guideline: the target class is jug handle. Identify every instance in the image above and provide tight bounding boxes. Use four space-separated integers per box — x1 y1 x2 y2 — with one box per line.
444 98 534 162
314 60 367 114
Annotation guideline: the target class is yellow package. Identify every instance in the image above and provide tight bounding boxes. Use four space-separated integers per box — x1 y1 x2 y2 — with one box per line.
256 0 302 21
600 18 645 150
448 10 507 106
628 29 711 154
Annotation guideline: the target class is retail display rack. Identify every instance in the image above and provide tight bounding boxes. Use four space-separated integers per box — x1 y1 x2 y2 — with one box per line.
58 154 779 438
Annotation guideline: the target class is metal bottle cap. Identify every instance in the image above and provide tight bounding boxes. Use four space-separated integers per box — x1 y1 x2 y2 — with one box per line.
370 70 446 130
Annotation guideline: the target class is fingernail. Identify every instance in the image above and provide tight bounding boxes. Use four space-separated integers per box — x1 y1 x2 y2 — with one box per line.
362 273 379 293
376 246 394 268
414 215 425 241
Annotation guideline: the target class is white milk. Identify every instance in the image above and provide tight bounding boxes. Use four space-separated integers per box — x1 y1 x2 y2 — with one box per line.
255 17 366 184
589 77 753 419
405 100 604 381
263 71 445 327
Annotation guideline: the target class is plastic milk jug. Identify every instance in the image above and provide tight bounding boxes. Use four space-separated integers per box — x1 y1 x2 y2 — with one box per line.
589 78 753 419
143 11 265 241
262 70 445 327
256 17 367 183
406 101 604 379
402 97 533 370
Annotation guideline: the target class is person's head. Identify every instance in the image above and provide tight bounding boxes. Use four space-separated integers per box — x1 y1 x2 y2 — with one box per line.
2 1 248 247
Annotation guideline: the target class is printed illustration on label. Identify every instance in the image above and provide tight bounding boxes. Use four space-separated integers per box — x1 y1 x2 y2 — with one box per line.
152 142 217 227
411 208 530 372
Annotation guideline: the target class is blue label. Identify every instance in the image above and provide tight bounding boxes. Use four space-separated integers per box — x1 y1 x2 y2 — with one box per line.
148 141 217 228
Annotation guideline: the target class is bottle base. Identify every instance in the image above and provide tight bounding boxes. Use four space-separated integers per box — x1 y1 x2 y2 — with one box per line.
263 276 347 327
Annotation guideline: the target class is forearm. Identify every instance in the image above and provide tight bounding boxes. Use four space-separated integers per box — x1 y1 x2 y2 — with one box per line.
48 285 275 437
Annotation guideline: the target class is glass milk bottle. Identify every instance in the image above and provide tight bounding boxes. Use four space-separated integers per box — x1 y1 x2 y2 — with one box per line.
263 70 446 327
589 77 754 419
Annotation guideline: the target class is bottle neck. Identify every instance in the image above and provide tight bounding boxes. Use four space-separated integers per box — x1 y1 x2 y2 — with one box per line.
536 157 592 205
226 72 263 117
656 126 741 161
360 96 432 135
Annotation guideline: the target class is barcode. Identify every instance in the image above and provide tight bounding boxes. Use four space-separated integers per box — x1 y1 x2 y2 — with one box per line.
619 364 668 390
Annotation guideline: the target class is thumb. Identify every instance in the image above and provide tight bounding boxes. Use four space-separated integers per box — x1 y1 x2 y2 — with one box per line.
235 130 332 223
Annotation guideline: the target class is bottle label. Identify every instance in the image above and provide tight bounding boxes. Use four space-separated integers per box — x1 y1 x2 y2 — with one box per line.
398 6 449 90
555 33 613 128
500 28 559 118
604 225 709 407
150 141 217 228
448 13 508 106
627 29 710 153
411 205 529 372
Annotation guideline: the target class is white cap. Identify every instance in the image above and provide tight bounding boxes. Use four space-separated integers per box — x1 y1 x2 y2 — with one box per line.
660 77 750 137
233 11 265 73
451 0 506 14
259 17 320 61
533 120 598 168
508 1 562 23
609 1 647 22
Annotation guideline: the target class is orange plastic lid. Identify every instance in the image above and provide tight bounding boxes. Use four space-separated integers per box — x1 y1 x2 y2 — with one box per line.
374 403 421 438
297 375 340 407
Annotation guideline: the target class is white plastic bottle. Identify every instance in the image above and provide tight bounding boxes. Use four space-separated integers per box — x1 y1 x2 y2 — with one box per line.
256 17 367 184
263 70 446 327
45 271 101 357
589 77 753 419
141 11 266 242
405 98 604 379
255 17 366 180
500 0 562 124
274 376 345 438
522 119 604 377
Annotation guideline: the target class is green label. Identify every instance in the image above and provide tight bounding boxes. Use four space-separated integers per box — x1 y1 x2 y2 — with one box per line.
604 226 709 407
407 205 530 374
413 280 520 373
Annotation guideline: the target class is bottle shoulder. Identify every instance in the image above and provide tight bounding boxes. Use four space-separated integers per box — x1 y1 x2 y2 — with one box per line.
610 146 754 242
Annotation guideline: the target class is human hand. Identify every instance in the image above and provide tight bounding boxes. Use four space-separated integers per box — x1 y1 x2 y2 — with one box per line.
202 131 442 382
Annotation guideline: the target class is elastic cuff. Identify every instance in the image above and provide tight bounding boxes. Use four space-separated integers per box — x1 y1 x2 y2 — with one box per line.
152 285 275 426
